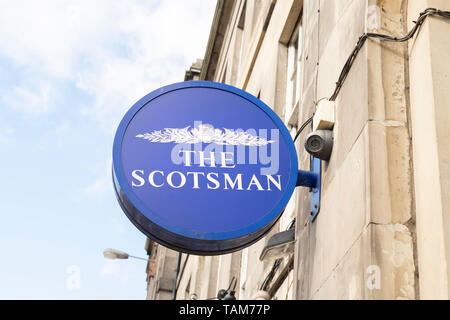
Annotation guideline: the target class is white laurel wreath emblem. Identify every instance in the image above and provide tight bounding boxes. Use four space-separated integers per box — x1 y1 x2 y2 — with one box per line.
135 124 274 146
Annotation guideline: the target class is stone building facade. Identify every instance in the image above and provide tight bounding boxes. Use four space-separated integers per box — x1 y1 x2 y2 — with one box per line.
145 0 450 300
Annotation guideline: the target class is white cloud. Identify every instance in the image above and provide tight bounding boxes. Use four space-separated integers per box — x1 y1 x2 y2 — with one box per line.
0 0 216 129
54 123 70 149
84 178 110 195
0 127 14 145
84 158 113 196
111 218 127 234
0 135 9 145
100 260 131 286
2 83 54 115
0 0 126 78
77 0 217 132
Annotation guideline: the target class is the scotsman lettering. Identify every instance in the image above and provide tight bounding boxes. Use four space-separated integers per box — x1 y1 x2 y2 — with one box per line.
131 151 282 191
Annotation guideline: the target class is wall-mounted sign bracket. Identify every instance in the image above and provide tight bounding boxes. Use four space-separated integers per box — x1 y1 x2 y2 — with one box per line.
296 157 322 221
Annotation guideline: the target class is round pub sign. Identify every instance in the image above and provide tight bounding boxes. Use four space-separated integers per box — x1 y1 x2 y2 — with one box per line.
112 81 298 254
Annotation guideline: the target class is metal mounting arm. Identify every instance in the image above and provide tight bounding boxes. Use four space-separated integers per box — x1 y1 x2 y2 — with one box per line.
296 157 322 221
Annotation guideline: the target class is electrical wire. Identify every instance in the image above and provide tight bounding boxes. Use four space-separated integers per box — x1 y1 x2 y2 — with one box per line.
330 8 450 101
287 217 296 230
293 115 313 142
226 276 237 292
314 1 321 104
293 8 450 141
206 276 238 300
260 258 282 291
213 8 450 301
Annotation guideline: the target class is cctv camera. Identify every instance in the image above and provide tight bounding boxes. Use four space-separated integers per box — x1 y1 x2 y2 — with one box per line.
304 130 333 160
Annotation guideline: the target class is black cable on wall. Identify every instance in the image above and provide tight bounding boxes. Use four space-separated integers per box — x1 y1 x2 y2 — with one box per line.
329 8 450 101
293 8 450 142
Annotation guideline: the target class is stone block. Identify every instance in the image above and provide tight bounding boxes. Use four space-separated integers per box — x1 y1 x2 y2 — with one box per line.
311 223 415 300
309 124 369 293
368 121 412 224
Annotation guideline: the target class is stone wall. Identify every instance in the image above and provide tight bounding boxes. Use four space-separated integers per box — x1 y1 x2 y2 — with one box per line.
147 0 450 300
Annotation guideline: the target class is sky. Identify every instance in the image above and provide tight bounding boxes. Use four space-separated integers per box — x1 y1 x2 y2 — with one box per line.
0 0 216 299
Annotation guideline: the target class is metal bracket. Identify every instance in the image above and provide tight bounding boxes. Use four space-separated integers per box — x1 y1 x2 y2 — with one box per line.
296 157 322 221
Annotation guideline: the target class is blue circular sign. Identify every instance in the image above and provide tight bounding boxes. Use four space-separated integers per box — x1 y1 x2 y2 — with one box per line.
113 81 298 254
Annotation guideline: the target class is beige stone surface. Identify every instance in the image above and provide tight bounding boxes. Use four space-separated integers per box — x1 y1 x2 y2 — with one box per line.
147 0 450 301
368 122 412 224
296 0 417 300
312 223 415 300
308 123 369 294
408 0 450 300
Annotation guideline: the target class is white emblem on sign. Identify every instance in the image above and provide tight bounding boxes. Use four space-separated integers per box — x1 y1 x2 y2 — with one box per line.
136 123 274 146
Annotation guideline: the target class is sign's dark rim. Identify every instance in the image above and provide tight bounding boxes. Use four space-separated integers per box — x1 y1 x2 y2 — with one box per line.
112 166 285 255
112 81 298 250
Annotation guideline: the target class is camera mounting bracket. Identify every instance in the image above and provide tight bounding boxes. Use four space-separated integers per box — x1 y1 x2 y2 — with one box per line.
296 157 321 221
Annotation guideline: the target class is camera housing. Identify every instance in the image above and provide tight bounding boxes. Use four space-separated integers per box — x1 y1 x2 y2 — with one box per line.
304 130 334 160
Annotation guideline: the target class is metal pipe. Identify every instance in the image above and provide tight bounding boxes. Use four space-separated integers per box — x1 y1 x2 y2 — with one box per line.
128 255 148 261
296 170 319 188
